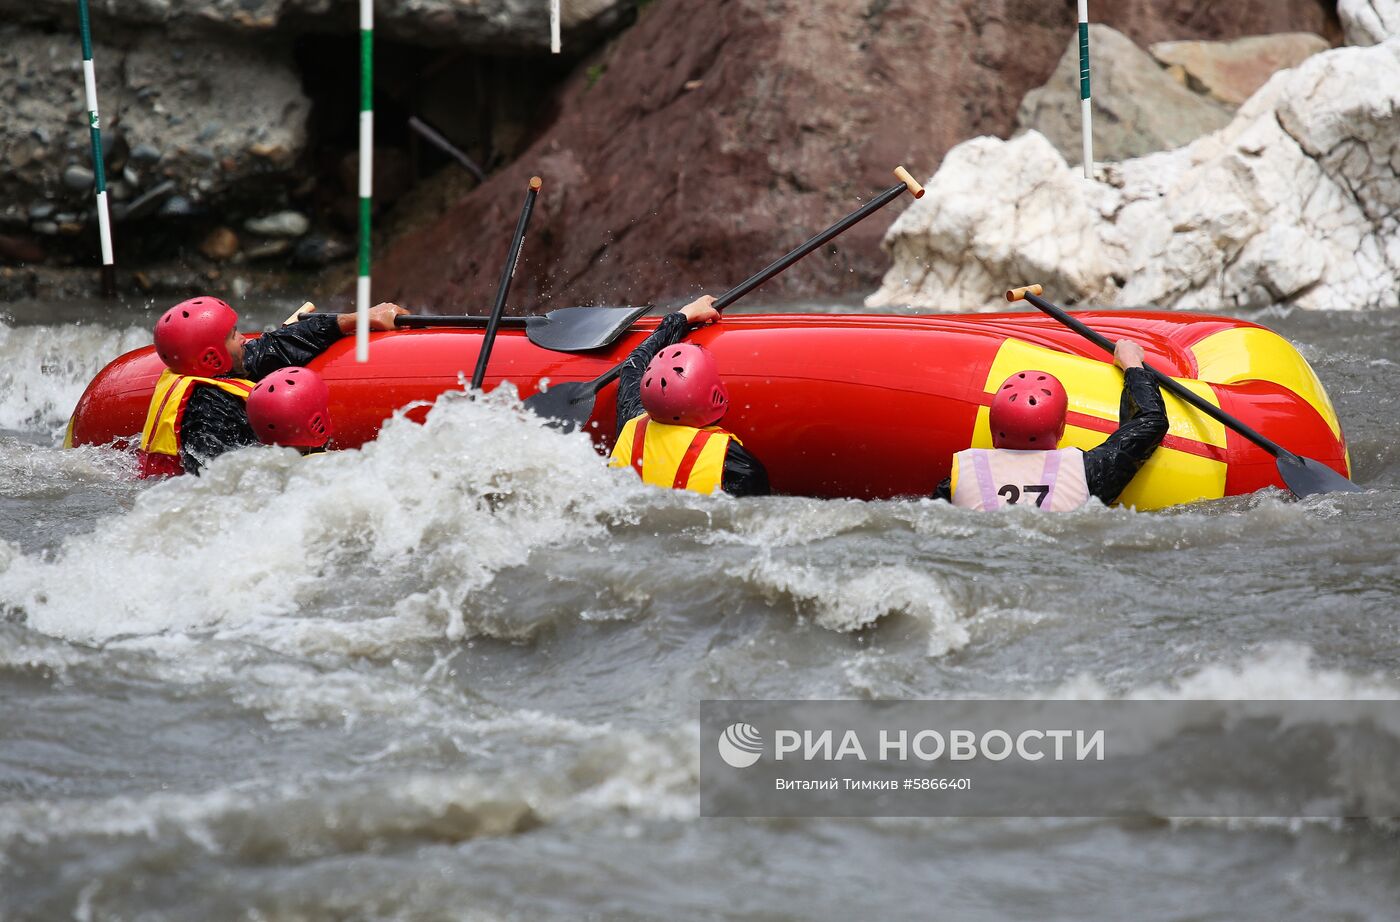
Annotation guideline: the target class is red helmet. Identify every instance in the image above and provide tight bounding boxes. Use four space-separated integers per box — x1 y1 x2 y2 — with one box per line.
641 343 729 428
246 367 333 448
154 297 238 375
989 370 1068 449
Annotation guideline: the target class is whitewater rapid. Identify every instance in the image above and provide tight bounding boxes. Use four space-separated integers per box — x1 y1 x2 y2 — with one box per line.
2 304 1398 920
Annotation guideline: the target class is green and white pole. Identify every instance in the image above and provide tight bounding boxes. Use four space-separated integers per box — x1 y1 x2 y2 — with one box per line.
1078 0 1092 179
76 0 116 296
356 0 373 362
550 0 561 54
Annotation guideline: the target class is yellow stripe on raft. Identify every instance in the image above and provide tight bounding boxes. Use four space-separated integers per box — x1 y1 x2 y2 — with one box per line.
1189 326 1350 476
976 339 1227 510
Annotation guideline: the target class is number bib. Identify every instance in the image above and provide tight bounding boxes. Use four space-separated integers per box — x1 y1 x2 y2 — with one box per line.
950 448 1090 511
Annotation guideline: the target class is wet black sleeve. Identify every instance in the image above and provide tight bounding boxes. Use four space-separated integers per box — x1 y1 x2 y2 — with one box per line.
179 385 259 476
722 441 771 497
1083 367 1170 504
615 312 690 435
241 314 345 381
932 477 951 502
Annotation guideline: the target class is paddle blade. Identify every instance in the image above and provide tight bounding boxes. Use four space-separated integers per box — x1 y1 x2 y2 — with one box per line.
522 380 600 432
1277 455 1364 498
525 305 651 353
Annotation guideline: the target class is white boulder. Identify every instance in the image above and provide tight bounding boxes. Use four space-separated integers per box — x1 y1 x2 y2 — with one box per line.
872 132 1119 310
868 41 1400 313
1339 0 1400 46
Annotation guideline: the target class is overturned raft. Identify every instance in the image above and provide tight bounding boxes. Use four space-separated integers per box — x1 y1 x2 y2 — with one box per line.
67 310 1351 508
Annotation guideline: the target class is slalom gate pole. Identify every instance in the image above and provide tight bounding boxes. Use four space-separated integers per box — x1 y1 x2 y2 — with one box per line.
356 0 374 362
1078 0 1092 180
550 0 561 54
76 0 116 297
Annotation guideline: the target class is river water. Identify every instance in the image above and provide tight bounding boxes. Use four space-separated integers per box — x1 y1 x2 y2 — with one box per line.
1 297 1397 920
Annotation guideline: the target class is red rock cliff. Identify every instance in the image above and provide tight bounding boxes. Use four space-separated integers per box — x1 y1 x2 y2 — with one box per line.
371 0 1338 312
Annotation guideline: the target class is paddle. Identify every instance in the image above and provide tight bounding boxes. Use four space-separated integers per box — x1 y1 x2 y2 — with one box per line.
1005 284 1363 498
395 304 652 353
472 176 542 389
408 115 486 183
523 165 927 431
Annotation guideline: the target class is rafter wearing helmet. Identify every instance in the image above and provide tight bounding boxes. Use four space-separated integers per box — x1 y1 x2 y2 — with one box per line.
607 296 770 497
934 339 1169 510
247 367 333 454
139 295 407 477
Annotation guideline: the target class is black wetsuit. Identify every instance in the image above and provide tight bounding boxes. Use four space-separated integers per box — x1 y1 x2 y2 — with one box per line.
933 367 1169 505
615 312 771 497
180 314 344 475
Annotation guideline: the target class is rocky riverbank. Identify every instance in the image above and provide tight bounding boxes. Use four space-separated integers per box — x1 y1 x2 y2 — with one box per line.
0 1 634 303
869 3 1399 312
1 0 1350 310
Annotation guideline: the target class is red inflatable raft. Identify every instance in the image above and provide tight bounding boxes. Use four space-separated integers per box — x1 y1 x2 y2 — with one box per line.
67 310 1351 509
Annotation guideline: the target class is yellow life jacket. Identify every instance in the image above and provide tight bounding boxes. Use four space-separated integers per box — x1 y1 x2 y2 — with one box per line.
608 414 738 495
138 368 255 473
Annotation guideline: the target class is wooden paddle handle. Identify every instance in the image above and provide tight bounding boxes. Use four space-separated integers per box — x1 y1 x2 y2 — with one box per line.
1005 284 1044 302
894 166 925 199
283 302 316 326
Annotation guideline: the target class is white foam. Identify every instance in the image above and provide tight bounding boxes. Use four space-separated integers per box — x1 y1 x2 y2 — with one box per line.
1055 643 1400 701
1048 646 1400 823
103 631 631 738
0 321 148 437
0 771 538 856
0 622 93 677
0 441 137 497
696 497 881 548
0 387 644 650
0 719 698 853
560 723 699 822
743 555 970 655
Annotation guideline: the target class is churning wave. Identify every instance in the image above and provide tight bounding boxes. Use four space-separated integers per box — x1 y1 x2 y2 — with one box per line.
0 320 148 437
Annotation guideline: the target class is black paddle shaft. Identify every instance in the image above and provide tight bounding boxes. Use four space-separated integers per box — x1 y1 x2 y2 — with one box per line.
712 180 911 310
1021 291 1296 461
397 315 529 329
408 116 486 182
573 179 917 397
471 177 541 390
